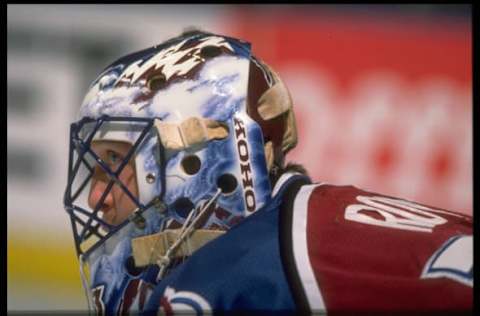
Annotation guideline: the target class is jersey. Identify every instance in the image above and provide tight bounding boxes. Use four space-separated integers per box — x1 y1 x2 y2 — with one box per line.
140 172 473 315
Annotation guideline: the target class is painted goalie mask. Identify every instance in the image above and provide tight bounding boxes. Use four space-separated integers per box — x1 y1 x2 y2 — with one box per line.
63 31 297 313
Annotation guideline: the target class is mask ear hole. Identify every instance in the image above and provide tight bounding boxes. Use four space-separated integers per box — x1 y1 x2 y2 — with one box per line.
171 197 195 218
217 173 237 194
147 74 167 91
200 46 222 58
181 155 201 175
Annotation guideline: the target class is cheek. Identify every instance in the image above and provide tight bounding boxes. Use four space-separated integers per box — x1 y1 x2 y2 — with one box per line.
112 165 139 208
119 165 138 195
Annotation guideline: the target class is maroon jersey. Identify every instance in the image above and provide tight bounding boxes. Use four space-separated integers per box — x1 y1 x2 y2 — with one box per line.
290 183 473 314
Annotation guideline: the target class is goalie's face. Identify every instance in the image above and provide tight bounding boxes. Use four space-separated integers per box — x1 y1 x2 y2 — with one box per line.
88 140 139 227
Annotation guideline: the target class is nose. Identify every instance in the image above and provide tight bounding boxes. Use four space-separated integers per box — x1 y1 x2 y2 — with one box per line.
88 177 114 214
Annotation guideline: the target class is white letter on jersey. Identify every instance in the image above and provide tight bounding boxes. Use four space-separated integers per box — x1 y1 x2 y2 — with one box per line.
344 196 468 232
421 235 473 287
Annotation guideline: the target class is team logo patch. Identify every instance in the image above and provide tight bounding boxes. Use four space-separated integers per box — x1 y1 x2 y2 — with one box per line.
159 286 212 316
421 235 473 287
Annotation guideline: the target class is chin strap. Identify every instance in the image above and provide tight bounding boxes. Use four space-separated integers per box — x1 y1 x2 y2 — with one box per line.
155 188 223 281
132 228 225 266
79 254 94 314
130 189 224 282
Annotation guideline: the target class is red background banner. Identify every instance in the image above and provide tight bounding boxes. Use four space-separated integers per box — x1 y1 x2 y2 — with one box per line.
229 8 472 214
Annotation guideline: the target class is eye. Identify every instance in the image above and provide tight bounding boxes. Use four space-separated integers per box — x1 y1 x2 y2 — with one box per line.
106 150 122 166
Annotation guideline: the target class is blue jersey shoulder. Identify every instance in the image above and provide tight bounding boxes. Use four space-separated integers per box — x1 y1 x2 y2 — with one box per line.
141 175 310 314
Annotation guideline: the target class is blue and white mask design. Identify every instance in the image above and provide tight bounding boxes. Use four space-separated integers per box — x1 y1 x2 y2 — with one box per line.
64 31 299 315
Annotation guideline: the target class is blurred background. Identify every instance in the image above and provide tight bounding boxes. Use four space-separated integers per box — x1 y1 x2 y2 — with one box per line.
7 4 472 311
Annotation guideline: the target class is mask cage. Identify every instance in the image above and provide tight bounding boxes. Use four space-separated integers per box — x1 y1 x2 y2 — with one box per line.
64 115 164 258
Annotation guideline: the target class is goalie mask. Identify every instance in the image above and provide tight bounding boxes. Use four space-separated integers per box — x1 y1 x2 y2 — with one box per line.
63 31 297 314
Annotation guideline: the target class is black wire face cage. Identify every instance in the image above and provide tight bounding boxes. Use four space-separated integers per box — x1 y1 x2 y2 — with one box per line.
63 115 164 258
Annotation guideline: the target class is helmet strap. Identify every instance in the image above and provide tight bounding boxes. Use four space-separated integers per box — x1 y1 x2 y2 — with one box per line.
154 188 223 281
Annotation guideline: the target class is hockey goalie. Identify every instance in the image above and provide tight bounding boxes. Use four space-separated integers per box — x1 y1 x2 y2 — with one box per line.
63 30 473 315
